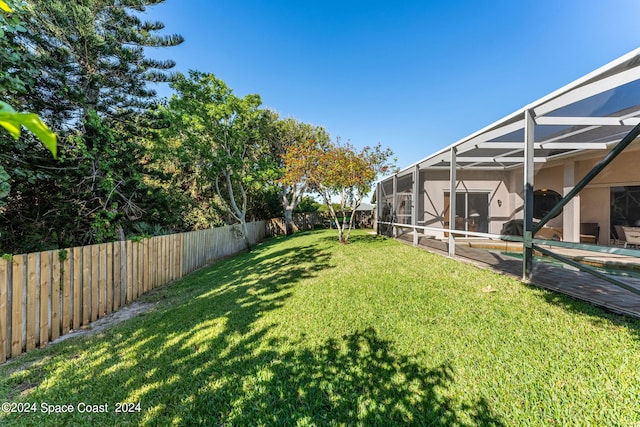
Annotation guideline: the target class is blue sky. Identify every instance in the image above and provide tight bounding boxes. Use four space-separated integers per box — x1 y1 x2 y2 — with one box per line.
142 0 640 170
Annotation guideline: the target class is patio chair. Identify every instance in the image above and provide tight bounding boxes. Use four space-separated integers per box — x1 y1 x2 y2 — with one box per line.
622 226 640 248
613 225 628 247
579 222 599 244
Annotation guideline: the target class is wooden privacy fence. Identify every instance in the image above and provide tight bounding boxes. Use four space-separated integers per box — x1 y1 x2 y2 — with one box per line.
0 220 266 363
266 212 321 236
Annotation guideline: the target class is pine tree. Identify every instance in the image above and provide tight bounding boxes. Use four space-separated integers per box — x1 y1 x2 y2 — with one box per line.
24 0 183 128
0 0 184 252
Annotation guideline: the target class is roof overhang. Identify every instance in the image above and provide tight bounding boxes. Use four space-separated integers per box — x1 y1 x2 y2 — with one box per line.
383 48 640 180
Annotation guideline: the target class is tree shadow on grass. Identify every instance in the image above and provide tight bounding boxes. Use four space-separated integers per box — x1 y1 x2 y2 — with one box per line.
1 236 332 425
1 233 503 426
211 327 505 426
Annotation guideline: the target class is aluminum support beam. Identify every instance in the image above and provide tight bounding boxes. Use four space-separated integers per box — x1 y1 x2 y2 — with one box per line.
376 182 382 235
412 164 419 245
523 109 535 281
562 162 580 243
534 116 640 126
392 174 397 238
448 147 457 257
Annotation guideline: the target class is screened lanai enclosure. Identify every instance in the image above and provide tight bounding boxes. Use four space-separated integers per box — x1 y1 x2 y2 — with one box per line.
377 48 640 295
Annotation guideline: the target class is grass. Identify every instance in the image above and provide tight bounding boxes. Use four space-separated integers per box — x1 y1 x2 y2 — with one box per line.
1 229 640 426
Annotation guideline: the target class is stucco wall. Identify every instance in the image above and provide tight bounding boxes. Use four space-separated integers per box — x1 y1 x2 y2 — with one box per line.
386 142 640 242
580 187 610 244
421 169 511 237
576 146 640 187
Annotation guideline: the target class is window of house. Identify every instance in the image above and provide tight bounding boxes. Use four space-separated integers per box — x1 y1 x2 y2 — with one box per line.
611 186 640 228
444 192 489 233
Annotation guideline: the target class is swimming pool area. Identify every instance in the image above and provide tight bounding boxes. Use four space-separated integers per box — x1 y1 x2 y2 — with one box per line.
499 250 640 280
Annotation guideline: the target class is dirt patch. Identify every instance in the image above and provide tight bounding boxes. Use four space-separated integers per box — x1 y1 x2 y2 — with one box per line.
50 301 156 344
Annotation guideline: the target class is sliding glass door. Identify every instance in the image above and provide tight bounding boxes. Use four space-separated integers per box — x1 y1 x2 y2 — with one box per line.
444 192 489 233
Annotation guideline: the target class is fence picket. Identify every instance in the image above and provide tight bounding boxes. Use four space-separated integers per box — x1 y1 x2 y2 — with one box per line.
140 240 146 294
138 241 144 297
162 236 167 285
126 241 133 303
113 242 121 311
120 241 126 305
82 246 91 326
145 239 151 292
149 237 155 289
91 245 99 322
172 235 177 281
174 234 180 281
11 255 25 357
106 243 113 314
184 232 190 274
161 236 167 283
98 244 106 318
131 242 138 301
136 241 142 299
167 235 172 282
179 233 184 280
0 258 8 363
51 252 61 341
39 251 50 347
73 247 81 330
62 251 71 335
26 253 37 352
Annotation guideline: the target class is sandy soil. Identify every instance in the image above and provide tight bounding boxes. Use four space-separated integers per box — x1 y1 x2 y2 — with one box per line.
50 301 156 344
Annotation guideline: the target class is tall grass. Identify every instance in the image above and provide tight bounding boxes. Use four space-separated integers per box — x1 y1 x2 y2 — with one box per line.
1 230 639 426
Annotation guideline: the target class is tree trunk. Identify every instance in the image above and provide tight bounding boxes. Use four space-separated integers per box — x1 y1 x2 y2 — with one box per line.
284 207 294 236
240 219 252 252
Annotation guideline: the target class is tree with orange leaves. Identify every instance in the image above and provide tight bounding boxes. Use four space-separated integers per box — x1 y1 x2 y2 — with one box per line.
274 118 329 235
283 138 395 243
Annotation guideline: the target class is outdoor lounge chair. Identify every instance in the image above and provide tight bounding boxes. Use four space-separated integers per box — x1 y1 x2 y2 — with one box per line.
622 226 640 248
613 225 628 247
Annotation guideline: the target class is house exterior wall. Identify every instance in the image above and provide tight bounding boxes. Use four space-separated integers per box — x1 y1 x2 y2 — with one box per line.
576 146 640 187
386 142 640 243
483 146 640 244
581 187 609 244
420 169 511 238
508 164 565 229
574 145 640 244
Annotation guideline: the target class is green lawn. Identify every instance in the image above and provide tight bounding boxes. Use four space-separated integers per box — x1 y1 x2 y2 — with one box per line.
1 229 640 426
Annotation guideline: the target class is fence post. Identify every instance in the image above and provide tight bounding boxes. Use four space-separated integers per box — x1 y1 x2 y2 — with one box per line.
0 257 8 363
